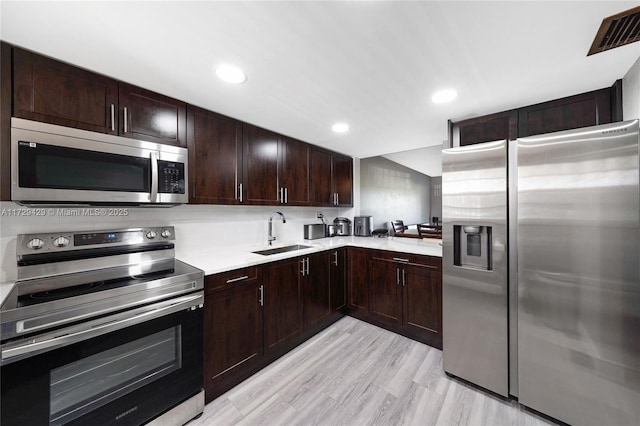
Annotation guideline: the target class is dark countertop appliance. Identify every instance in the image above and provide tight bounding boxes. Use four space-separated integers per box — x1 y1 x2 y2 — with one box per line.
353 216 372 236
0 226 204 426
333 217 352 236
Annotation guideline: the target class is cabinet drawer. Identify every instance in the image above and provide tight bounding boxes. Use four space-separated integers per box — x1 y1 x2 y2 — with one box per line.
205 266 259 294
369 250 440 269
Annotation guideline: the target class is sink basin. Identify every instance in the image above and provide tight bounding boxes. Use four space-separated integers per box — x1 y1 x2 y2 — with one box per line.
252 244 312 256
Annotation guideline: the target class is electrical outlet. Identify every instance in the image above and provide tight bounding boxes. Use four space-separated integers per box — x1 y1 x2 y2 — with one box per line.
317 212 324 219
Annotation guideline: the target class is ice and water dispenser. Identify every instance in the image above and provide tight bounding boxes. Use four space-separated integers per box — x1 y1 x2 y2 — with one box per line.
453 225 493 270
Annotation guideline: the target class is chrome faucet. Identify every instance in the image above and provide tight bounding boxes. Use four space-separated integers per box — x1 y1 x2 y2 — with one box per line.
268 211 286 245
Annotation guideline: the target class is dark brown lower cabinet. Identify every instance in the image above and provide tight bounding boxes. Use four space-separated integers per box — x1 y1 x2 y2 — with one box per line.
203 248 441 403
263 258 303 352
368 257 402 324
402 261 442 347
204 267 263 402
350 249 443 349
347 247 369 312
302 251 331 330
330 248 347 312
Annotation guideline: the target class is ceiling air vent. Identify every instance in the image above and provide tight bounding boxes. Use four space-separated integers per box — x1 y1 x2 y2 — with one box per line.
587 5 640 56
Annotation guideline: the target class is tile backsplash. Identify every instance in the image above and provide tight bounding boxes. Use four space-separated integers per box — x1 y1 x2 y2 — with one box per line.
0 202 354 282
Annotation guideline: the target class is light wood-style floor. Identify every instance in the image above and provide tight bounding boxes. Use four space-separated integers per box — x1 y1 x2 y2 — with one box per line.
190 316 557 426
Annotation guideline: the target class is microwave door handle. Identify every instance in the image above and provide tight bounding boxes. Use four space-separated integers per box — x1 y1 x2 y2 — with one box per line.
150 152 159 202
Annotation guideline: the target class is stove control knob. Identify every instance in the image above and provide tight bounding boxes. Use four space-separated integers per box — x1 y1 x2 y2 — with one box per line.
161 229 172 239
53 236 70 247
146 230 157 239
27 238 45 250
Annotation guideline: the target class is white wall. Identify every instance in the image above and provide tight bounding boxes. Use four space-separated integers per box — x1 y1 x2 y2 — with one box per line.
0 201 352 282
623 55 640 120
359 156 431 231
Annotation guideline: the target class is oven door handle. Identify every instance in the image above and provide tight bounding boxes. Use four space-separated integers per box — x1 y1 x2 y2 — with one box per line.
1 292 203 365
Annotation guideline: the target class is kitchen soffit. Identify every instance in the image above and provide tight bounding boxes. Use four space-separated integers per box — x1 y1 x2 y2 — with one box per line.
0 1 639 161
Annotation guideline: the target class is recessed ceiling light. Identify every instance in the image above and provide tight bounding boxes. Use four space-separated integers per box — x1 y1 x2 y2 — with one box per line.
431 89 457 104
332 123 349 133
215 64 247 84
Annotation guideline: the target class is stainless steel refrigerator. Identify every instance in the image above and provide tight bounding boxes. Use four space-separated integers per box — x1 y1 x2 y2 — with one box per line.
442 120 639 426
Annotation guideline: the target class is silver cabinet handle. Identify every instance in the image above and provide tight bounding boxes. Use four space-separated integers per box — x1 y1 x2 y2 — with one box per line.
150 151 158 202
123 106 128 133
301 258 306 276
336 193 339 205
258 285 264 306
402 269 406 287
110 104 115 131
333 251 338 266
396 268 400 285
393 257 409 263
285 187 288 204
306 257 310 276
226 275 249 284
238 183 243 202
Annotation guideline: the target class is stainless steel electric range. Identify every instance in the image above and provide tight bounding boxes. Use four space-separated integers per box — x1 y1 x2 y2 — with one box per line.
0 226 204 426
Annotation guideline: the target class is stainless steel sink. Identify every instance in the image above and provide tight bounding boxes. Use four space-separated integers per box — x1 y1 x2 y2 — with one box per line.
252 244 312 256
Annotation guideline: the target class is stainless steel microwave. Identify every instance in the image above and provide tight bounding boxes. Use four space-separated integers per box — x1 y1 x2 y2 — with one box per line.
11 118 188 206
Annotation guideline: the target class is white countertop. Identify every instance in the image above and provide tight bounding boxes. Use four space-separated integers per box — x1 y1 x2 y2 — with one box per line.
178 236 442 276
0 237 441 304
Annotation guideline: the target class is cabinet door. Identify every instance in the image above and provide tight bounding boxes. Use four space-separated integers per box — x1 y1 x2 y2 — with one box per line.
263 259 303 352
204 279 263 399
347 248 369 312
187 106 241 204
118 82 187 147
13 48 118 134
330 248 347 312
518 88 612 137
243 124 280 204
279 136 310 205
451 110 517 147
310 148 333 206
302 252 331 330
368 258 402 326
402 263 442 347
332 154 353 206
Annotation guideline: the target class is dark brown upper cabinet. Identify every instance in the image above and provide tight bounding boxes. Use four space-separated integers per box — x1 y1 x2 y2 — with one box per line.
517 87 612 137
310 148 353 207
451 110 518 147
279 136 310 206
13 48 119 135
187 105 242 204
332 153 353 207
449 82 622 147
12 47 186 147
242 124 313 206
242 124 281 205
118 83 186 147
310 148 333 205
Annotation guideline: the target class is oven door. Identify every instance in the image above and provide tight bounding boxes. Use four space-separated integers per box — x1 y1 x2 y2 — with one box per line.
1 294 203 426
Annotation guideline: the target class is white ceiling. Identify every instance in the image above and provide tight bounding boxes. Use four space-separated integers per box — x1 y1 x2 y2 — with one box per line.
2 1 639 168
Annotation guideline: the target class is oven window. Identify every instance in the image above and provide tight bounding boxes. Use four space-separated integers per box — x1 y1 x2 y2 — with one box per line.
49 326 181 425
18 141 150 192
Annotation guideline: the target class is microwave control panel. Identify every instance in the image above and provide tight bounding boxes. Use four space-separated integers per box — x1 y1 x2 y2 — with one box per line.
158 161 185 194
